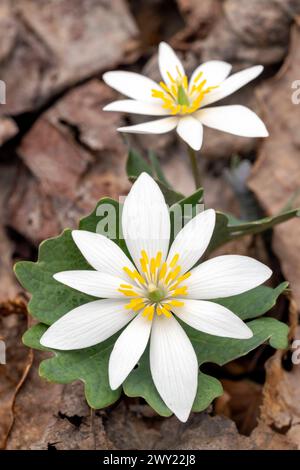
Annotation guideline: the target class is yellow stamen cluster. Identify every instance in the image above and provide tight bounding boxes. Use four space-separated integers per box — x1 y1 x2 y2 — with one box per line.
118 250 191 320
151 67 217 115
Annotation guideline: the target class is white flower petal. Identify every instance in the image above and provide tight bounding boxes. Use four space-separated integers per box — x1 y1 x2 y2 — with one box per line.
40 299 133 350
186 255 272 299
103 71 160 103
118 116 179 134
103 99 169 116
167 209 215 274
195 105 268 137
150 314 198 422
54 271 131 299
189 60 232 92
122 173 171 270
200 65 263 107
72 230 135 282
158 42 185 85
109 313 152 389
173 299 253 339
176 116 203 151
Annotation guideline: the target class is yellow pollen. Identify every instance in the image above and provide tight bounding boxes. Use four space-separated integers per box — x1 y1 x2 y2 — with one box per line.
125 298 146 311
161 303 172 310
141 250 149 263
177 272 191 282
171 287 188 297
167 71 176 83
152 69 218 115
169 253 179 268
118 289 139 297
182 75 188 90
150 257 156 275
168 299 185 307
159 262 168 280
123 267 145 285
176 65 183 77
165 265 181 284
142 305 155 320
155 251 162 267
140 258 148 274
194 71 203 83
157 305 172 318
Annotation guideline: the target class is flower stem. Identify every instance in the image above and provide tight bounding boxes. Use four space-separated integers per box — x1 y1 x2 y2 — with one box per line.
187 145 202 188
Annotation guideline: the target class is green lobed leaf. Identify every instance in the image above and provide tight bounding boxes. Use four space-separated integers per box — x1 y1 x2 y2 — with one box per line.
123 317 288 415
126 148 184 206
23 324 121 409
15 230 92 325
209 208 299 252
148 150 171 187
213 282 288 320
126 148 153 179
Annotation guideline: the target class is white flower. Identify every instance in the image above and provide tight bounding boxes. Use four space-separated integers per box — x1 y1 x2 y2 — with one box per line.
102 42 268 151
41 173 272 422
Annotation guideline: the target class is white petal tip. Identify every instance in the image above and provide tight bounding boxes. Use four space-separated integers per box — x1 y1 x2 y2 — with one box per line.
206 208 216 225
102 104 112 111
174 409 191 423
136 171 153 182
131 171 159 194
265 266 273 279
206 208 216 217
254 121 269 138
102 71 115 85
109 378 121 391
240 326 253 340
190 143 202 151
40 329 67 350
71 229 85 243
159 41 169 50
261 128 269 137
40 332 53 349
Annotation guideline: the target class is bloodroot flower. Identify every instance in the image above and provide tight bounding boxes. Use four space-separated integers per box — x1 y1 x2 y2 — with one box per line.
41 173 272 422
102 42 268 151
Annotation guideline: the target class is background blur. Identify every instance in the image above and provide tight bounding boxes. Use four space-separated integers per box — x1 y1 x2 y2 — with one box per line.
1 0 300 450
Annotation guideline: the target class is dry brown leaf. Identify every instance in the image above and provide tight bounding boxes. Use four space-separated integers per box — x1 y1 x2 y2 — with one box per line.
0 118 18 146
175 0 222 41
0 164 22 302
105 403 294 450
259 325 300 449
216 379 263 435
0 300 31 449
199 0 300 65
0 0 138 115
8 81 129 245
248 25 300 308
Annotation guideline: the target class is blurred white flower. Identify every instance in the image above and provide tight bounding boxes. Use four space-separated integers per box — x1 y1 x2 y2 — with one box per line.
41 173 272 422
103 42 268 151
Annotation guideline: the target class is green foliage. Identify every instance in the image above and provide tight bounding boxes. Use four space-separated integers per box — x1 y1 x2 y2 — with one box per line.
15 150 291 416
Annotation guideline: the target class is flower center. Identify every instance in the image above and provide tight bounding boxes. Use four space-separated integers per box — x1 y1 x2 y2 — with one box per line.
147 283 165 302
118 250 191 320
151 67 217 115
